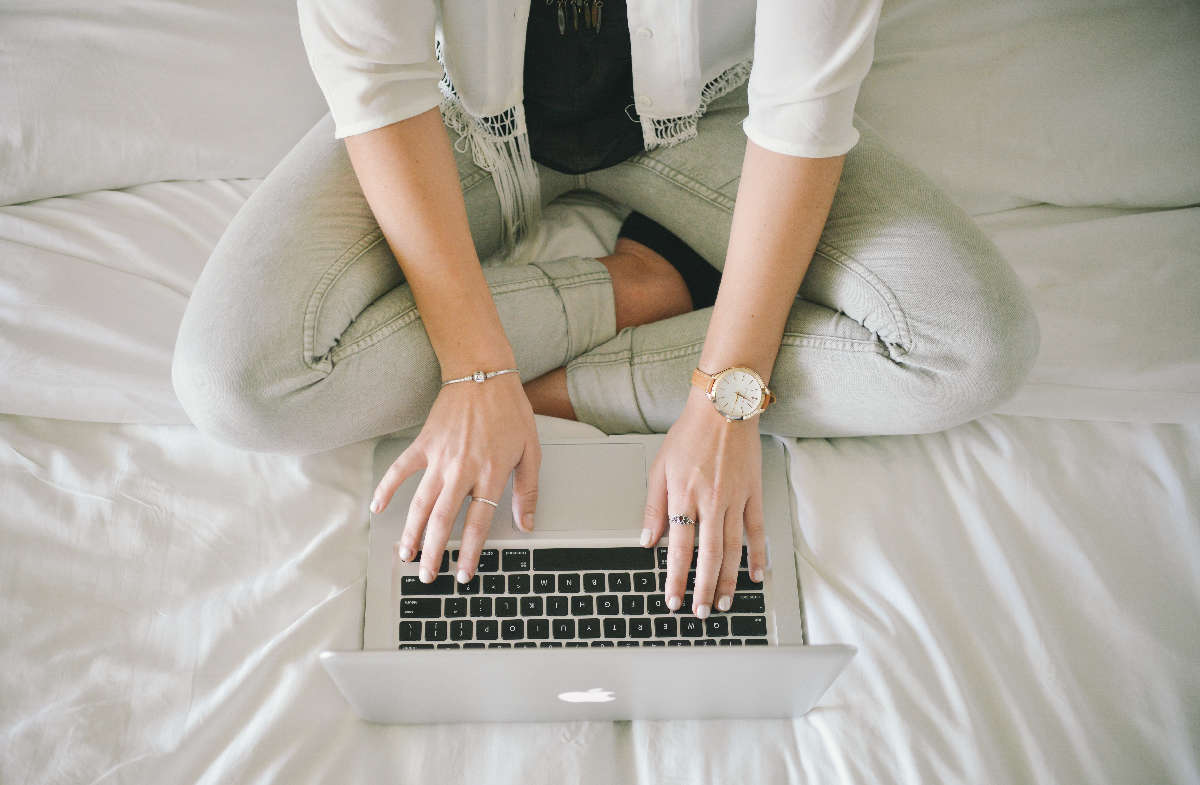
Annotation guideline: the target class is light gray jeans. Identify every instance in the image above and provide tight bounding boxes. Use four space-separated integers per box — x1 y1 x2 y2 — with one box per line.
173 85 1039 455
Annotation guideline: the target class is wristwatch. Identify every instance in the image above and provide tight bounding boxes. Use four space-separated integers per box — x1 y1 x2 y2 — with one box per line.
690 366 776 422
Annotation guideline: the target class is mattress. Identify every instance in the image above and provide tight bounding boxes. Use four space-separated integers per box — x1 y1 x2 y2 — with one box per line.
2 411 1196 784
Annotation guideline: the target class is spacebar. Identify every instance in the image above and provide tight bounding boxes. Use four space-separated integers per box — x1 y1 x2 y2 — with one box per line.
533 547 654 571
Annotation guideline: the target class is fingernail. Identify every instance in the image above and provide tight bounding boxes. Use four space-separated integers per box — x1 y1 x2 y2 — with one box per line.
522 513 534 532
370 499 381 514
639 529 651 547
717 595 731 612
398 546 413 562
666 595 681 611
419 569 433 583
696 604 711 620
457 569 470 584
751 568 764 583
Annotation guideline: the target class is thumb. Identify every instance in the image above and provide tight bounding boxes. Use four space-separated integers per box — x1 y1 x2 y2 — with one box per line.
511 441 541 533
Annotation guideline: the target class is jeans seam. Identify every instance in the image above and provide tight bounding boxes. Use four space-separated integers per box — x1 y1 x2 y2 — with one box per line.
809 242 915 357
625 156 737 212
303 227 385 371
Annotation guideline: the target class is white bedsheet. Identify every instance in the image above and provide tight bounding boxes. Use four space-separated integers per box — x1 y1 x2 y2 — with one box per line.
2 412 1197 784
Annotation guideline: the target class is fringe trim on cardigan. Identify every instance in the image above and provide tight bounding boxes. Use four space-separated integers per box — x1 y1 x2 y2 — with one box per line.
639 60 754 149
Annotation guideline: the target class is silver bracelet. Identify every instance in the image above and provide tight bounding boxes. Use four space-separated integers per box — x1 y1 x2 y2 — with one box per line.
440 368 521 387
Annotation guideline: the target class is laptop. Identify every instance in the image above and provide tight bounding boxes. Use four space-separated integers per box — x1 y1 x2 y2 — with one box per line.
320 432 855 723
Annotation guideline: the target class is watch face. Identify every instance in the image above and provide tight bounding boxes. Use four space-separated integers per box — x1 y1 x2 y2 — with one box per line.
711 368 764 419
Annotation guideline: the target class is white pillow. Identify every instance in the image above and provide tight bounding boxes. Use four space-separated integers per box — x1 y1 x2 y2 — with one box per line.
856 0 1200 215
0 0 328 206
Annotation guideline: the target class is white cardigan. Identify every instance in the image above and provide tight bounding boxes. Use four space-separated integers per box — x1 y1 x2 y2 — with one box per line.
297 0 883 249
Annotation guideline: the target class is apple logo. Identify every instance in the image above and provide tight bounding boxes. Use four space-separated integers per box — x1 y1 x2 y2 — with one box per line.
557 687 616 703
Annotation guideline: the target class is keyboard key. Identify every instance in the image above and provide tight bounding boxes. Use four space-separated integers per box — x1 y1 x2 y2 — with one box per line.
633 572 656 592
495 596 518 617
507 574 530 594
704 617 729 637
456 576 481 595
582 573 605 593
533 574 556 594
571 596 594 616
694 639 717 647
579 618 601 639
398 621 421 642
444 597 467 617
437 644 459 649
736 570 763 590
425 621 447 641
488 642 511 648
527 618 550 640
533 547 654 571
476 620 498 640
557 574 580 593
746 638 769 646
729 593 764 613
477 549 500 572
400 598 441 618
643 640 666 647
596 595 619 615
654 617 678 637
656 546 698 570
482 575 505 594
546 596 569 616
540 642 563 648
552 619 576 639
621 595 644 615
469 597 492 617
566 642 588 648
647 595 669 615
413 551 450 573
617 641 640 647
603 618 627 638
679 617 703 637
463 643 486 649
502 549 530 571
450 620 472 641
719 639 743 646
515 642 537 648
629 618 652 638
399 644 433 649
668 639 691 647
656 571 696 591
731 616 768 637
501 619 524 640
739 546 748 568
520 596 544 616
607 573 631 592
401 575 454 595
451 549 459 561
590 640 614 647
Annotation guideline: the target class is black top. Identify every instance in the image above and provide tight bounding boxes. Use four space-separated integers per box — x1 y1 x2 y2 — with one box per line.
522 0 645 175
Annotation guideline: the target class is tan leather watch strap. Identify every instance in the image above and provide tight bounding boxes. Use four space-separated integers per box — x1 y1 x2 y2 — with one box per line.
690 367 715 394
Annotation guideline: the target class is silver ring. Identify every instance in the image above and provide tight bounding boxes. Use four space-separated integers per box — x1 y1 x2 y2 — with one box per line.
668 513 696 527
468 495 499 508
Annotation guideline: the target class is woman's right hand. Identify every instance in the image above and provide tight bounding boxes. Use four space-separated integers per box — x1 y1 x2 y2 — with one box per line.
370 372 541 584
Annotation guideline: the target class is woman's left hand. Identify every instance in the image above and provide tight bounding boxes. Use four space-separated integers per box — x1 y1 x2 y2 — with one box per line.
641 385 767 619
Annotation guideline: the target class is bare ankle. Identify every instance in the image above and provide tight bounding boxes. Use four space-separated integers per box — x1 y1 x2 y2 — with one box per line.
600 239 692 330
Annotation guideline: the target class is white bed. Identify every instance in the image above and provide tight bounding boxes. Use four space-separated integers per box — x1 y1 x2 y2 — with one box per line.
2 0 1198 783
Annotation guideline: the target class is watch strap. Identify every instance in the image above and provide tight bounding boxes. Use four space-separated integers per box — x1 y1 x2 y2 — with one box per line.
690 367 716 395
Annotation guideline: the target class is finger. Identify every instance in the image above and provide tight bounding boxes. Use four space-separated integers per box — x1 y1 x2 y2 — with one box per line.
418 470 468 583
691 500 726 619
510 440 541 533
713 504 745 613
399 467 440 563
641 457 668 548
372 443 426 513
745 483 767 584
663 479 695 612
455 471 506 583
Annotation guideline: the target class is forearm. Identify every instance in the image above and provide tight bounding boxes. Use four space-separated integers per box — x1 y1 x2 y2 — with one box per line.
698 140 845 385
343 107 516 377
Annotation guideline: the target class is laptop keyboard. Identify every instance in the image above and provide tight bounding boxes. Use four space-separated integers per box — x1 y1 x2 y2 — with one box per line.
397 546 769 649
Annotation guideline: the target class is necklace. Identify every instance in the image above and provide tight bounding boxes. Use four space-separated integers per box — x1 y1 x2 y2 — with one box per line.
546 0 604 35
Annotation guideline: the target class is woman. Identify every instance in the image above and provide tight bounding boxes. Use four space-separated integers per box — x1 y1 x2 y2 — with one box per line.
172 0 1038 622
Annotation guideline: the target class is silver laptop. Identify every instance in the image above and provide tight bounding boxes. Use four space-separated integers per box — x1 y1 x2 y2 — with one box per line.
320 432 855 723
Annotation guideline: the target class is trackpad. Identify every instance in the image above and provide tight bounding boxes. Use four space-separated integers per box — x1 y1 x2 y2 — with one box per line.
533 443 647 532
